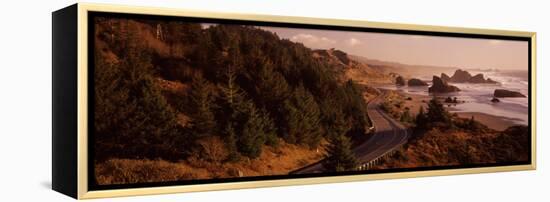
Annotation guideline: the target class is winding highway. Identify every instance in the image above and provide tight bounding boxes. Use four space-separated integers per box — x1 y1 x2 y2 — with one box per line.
291 90 409 174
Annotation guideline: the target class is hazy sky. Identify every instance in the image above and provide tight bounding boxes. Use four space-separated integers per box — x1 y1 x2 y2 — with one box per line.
259 26 528 70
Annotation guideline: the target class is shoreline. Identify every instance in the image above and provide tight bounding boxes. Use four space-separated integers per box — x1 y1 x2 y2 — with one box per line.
454 112 522 131
378 87 522 131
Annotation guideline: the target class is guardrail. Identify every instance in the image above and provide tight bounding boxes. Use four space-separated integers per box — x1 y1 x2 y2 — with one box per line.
290 89 411 174
355 89 410 171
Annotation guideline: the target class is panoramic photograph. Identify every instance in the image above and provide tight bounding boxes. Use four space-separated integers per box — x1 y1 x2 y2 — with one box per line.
92 16 530 185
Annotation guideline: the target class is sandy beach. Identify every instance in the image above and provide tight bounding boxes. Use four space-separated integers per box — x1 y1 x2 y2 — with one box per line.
454 112 521 131
385 88 521 131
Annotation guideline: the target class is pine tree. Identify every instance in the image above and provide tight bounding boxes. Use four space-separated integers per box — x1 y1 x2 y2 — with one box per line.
237 100 266 158
426 97 450 124
415 106 427 129
218 66 271 159
253 61 291 139
260 108 279 146
223 124 239 161
401 108 412 123
283 84 322 148
320 97 345 139
218 66 245 107
187 76 216 138
323 110 357 172
341 79 369 134
255 62 291 106
218 66 245 160
94 35 183 160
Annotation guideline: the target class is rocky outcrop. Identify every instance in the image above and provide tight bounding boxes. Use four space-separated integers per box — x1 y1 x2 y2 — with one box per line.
395 76 406 86
441 73 451 83
469 73 498 84
429 76 460 93
486 78 498 84
330 49 351 66
445 96 458 103
494 89 526 98
313 48 352 66
312 49 393 84
408 78 428 86
469 73 487 83
450 69 472 82
446 69 498 84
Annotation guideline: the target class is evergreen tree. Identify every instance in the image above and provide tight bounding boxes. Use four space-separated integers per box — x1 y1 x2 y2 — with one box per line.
223 124 239 161
237 100 266 158
218 66 273 159
218 66 245 107
94 37 183 160
341 80 369 135
218 66 245 161
319 97 345 138
254 62 291 138
187 76 216 138
415 106 427 129
260 108 279 146
323 110 357 172
426 97 451 124
283 84 322 148
401 108 412 123
255 62 291 106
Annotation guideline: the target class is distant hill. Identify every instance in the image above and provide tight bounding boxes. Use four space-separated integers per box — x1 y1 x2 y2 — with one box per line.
349 55 458 79
312 49 392 84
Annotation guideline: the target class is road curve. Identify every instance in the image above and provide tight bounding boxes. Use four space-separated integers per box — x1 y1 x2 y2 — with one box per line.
291 90 409 174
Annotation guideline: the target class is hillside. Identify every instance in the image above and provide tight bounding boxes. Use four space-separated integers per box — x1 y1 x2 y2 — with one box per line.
373 125 529 168
313 49 392 84
93 18 375 183
372 94 529 169
349 55 458 78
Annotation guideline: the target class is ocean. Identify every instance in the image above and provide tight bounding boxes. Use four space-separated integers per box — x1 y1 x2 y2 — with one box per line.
379 70 529 125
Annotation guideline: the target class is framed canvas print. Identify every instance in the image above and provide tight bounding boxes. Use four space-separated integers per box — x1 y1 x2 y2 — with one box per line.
52 3 536 199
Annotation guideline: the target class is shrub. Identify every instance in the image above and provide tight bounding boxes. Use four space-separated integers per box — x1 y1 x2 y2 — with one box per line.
95 159 192 185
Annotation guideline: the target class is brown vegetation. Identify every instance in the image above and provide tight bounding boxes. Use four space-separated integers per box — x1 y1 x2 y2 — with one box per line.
373 124 529 169
373 94 529 169
95 140 326 185
93 17 373 184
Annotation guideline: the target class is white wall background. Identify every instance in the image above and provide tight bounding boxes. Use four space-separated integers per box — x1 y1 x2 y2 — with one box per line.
0 0 547 201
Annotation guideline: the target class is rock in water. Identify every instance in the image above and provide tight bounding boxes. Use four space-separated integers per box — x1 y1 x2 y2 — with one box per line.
429 76 460 93
468 73 499 83
441 73 451 82
486 78 499 84
395 76 406 86
494 89 526 98
469 73 487 83
408 78 428 86
450 69 472 82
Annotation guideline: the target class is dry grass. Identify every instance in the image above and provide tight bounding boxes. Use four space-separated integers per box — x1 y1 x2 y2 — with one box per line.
95 139 326 185
95 158 199 184
156 78 189 95
372 126 529 169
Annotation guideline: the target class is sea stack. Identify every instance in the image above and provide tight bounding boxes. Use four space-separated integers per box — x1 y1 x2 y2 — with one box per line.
469 73 487 83
441 73 451 83
486 78 499 84
494 89 526 98
450 69 472 82
408 78 428 86
395 76 406 86
429 76 460 93
447 69 498 83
